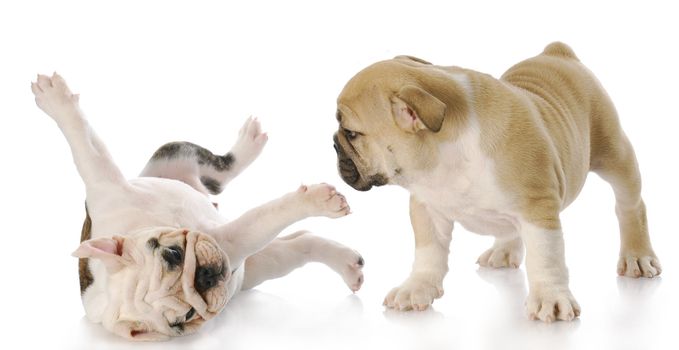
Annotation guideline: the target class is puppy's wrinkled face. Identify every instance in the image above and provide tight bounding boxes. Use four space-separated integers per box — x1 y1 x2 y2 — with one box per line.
74 227 231 341
334 58 455 191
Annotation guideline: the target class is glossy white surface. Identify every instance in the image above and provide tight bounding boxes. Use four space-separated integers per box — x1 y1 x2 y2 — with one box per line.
1 1 677 349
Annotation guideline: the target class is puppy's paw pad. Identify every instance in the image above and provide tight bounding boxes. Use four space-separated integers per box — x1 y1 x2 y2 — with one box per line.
31 73 80 121
617 255 661 278
383 276 443 311
238 116 264 140
302 183 350 218
343 267 364 293
231 116 267 163
525 289 580 322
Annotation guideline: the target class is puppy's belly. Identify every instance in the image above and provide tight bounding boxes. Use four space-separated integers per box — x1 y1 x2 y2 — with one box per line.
88 177 225 236
454 210 518 237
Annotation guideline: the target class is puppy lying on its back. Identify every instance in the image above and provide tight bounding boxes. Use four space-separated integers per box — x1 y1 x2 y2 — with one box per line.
32 73 364 340
333 42 660 322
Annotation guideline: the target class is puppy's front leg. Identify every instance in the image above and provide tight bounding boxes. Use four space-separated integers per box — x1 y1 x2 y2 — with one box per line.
208 184 350 266
521 220 580 322
384 196 453 311
31 74 126 191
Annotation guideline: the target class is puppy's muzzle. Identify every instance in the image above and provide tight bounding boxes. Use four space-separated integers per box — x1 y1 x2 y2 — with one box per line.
182 231 230 320
195 264 226 293
333 134 387 191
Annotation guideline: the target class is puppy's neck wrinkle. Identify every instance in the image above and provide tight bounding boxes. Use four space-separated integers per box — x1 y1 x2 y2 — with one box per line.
79 203 94 294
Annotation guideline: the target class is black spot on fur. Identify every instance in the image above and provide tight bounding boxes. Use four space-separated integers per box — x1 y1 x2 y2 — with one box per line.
147 238 159 250
200 176 222 195
170 321 184 334
150 142 235 171
150 142 182 159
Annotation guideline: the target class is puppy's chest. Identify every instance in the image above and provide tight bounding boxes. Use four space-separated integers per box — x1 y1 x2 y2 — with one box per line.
409 142 519 236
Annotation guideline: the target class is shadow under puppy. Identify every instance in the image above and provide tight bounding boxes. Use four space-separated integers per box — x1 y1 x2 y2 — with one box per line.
32 73 364 341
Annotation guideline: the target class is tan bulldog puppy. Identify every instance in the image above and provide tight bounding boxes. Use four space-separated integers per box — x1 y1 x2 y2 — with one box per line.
32 74 364 340
333 42 660 322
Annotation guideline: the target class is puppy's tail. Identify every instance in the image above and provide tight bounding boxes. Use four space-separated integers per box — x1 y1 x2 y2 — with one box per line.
542 42 579 61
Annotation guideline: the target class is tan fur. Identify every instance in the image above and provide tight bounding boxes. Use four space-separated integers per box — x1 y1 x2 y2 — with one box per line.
334 42 661 320
79 206 94 294
337 41 653 245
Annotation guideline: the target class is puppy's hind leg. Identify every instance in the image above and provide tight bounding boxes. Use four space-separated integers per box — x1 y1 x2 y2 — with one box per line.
241 231 364 292
140 117 267 195
591 134 661 278
31 73 127 191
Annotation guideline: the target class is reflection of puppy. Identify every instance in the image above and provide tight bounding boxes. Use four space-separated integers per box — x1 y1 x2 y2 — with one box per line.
333 42 660 322
32 74 364 341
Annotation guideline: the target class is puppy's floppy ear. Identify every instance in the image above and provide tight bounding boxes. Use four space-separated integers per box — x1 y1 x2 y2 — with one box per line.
392 85 446 133
72 235 128 272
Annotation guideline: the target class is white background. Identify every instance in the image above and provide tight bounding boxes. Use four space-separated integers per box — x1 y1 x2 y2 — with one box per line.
1 1 677 349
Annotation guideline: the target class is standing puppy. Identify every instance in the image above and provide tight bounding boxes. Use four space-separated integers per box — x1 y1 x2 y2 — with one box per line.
333 42 660 322
32 74 364 340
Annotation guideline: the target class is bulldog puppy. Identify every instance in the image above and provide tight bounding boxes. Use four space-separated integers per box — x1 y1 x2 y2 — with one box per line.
333 42 660 322
32 73 364 341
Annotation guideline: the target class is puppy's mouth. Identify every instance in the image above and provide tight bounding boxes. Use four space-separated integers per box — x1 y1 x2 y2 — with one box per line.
181 231 230 320
333 136 388 191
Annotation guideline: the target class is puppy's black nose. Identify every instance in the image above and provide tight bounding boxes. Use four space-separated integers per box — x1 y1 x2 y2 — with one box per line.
333 142 339 153
195 265 222 293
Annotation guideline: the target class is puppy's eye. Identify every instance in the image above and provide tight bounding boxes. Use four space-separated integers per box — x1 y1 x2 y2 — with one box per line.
162 246 183 268
344 129 358 141
185 307 196 321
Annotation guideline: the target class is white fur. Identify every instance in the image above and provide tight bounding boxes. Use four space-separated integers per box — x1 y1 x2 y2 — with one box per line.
399 113 579 321
32 73 363 341
520 221 579 321
407 116 519 238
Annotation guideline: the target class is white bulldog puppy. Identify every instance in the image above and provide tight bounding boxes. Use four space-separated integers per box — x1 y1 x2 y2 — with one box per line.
333 42 660 322
32 74 364 341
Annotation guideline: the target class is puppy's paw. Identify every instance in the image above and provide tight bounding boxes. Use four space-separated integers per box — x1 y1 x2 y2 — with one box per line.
477 239 524 268
383 275 443 311
230 116 268 166
294 232 364 292
525 287 580 322
31 73 81 123
335 251 364 292
298 183 350 218
617 254 662 278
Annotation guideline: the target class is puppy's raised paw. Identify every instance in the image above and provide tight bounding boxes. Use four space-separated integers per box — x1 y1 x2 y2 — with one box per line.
31 73 81 123
299 183 350 218
337 253 364 292
230 116 268 166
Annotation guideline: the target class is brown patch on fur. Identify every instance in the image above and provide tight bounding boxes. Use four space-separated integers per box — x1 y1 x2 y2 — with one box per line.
79 205 94 294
